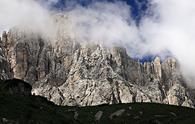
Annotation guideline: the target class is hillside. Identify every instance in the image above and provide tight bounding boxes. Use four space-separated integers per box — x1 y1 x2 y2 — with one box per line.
0 79 195 124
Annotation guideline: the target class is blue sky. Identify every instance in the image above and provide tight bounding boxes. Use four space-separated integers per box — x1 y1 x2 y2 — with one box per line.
46 0 149 24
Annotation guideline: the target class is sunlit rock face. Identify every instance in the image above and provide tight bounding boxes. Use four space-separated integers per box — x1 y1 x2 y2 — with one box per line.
0 28 194 108
0 31 13 80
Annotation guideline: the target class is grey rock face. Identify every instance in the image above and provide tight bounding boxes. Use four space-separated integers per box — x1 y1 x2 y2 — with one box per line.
0 28 194 108
0 32 13 80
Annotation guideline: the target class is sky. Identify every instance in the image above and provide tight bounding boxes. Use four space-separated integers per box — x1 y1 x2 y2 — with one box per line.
1 0 195 86
46 0 149 23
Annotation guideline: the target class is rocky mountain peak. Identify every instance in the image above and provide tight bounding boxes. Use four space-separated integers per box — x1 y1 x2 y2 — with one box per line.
153 56 162 79
0 29 194 108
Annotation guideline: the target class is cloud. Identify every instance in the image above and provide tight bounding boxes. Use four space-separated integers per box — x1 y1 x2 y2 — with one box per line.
0 0 141 50
58 1 140 47
139 0 195 84
47 0 59 4
0 0 56 38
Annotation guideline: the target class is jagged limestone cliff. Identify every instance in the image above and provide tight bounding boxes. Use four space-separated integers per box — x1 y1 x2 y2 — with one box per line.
0 28 194 108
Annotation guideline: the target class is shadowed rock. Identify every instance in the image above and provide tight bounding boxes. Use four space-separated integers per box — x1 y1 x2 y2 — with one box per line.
0 79 32 96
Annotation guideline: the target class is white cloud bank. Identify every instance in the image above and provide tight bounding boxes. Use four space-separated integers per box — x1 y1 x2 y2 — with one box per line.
0 0 195 86
0 0 56 38
60 2 140 47
140 0 195 83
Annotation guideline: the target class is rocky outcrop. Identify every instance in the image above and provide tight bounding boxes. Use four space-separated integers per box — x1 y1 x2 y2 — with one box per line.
0 28 194 108
0 32 13 80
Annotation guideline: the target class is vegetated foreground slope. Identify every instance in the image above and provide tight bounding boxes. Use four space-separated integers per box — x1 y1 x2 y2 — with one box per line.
0 79 195 124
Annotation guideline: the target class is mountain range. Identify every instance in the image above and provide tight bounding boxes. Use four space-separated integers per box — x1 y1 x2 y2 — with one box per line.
0 26 194 108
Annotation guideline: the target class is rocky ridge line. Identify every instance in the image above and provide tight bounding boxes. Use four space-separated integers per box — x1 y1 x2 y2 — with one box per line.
0 28 194 108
